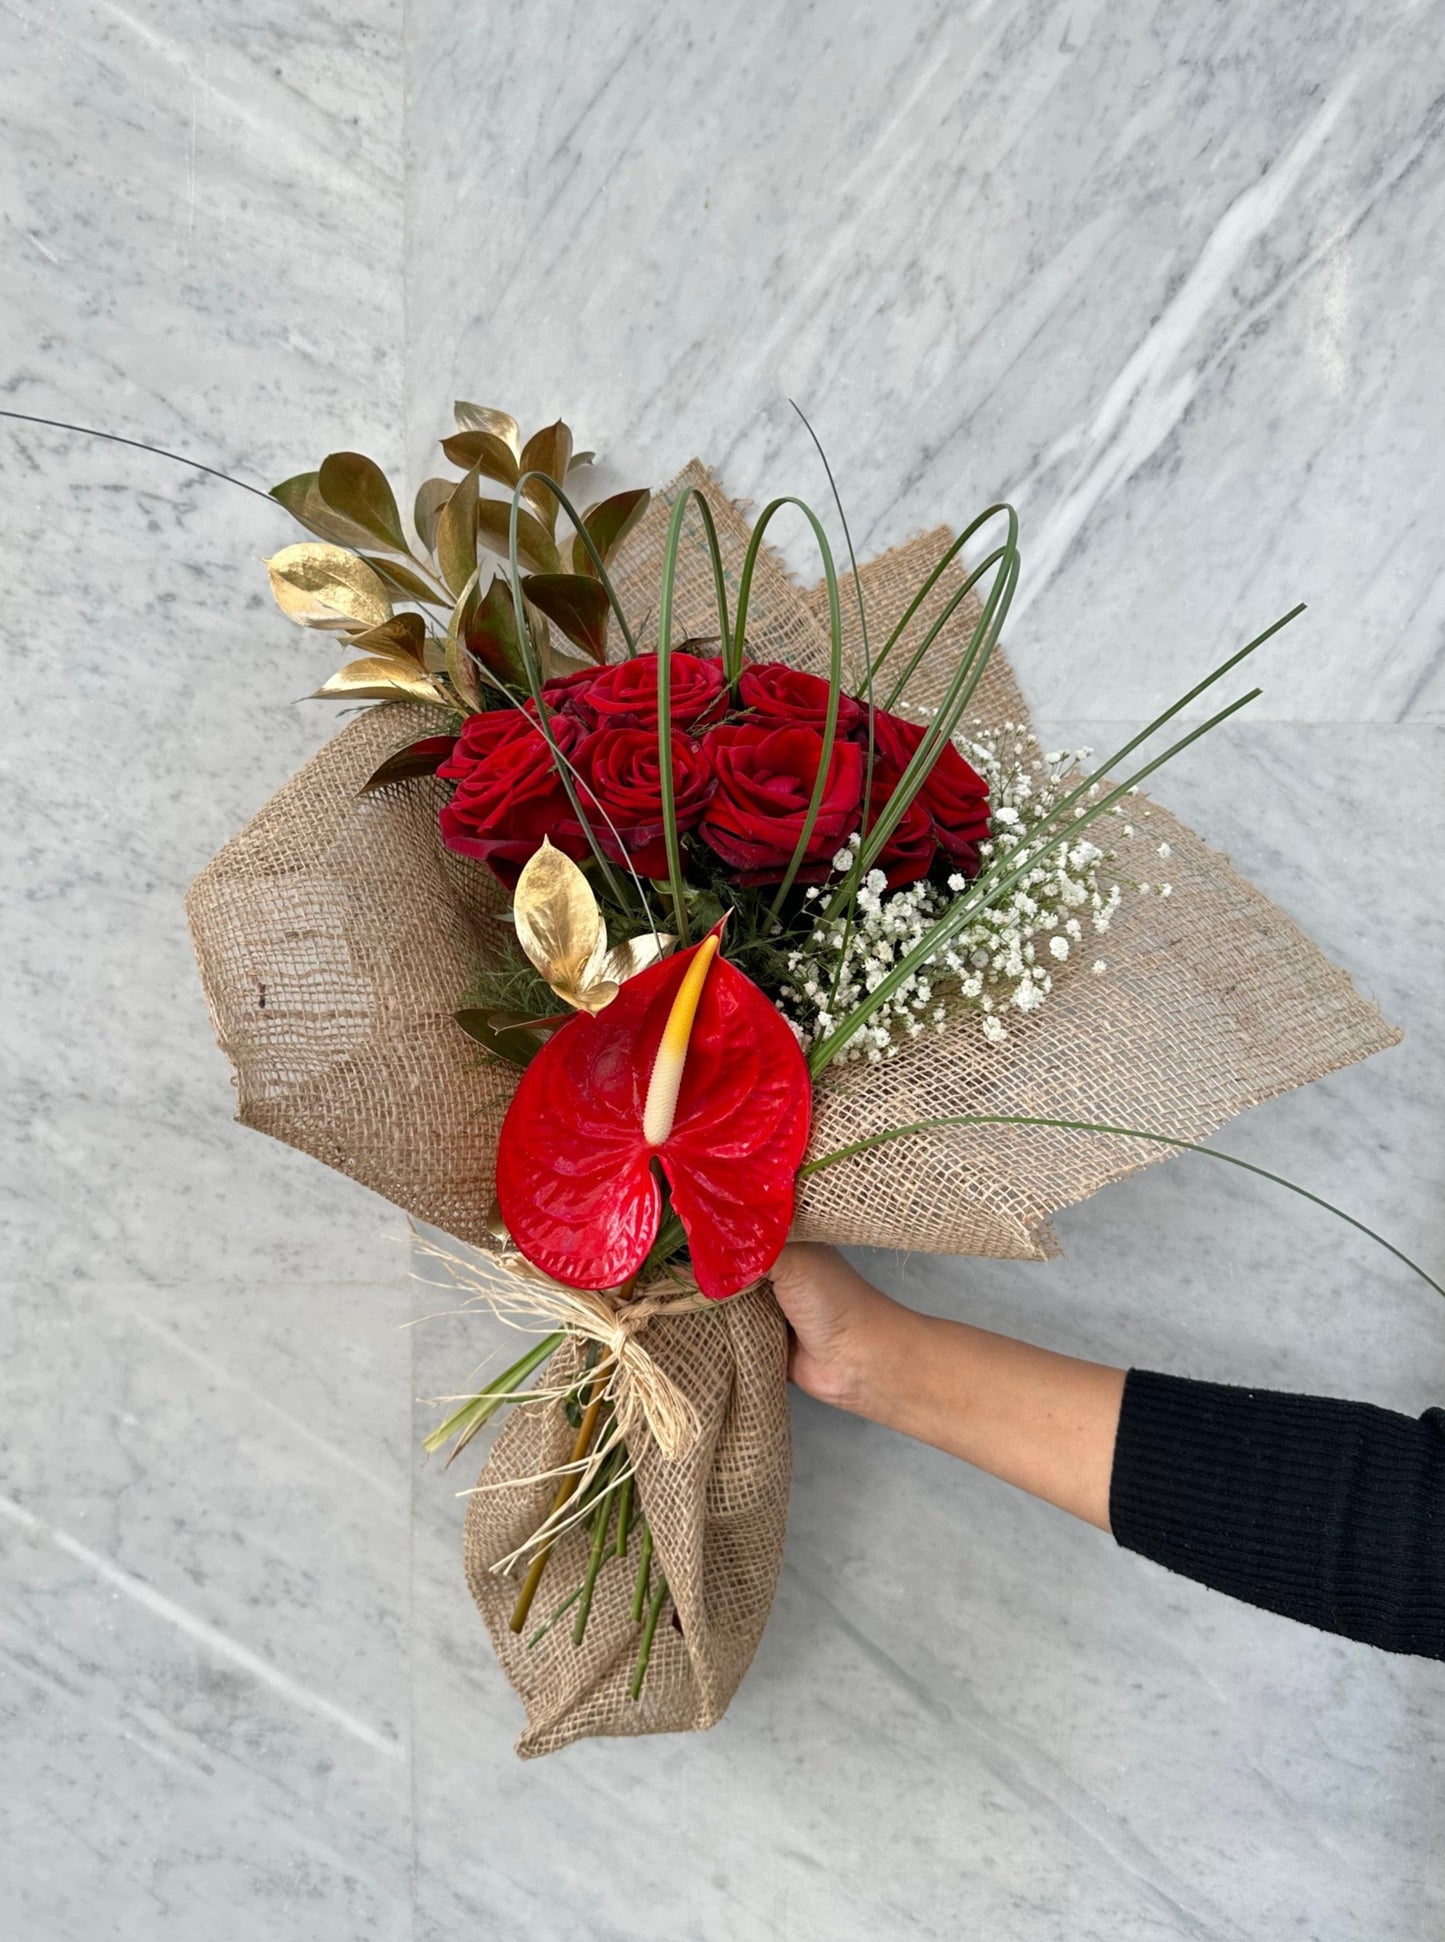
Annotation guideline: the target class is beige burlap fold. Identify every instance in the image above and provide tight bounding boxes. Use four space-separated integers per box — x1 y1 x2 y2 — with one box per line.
186 460 1398 1753
463 1283 788 1757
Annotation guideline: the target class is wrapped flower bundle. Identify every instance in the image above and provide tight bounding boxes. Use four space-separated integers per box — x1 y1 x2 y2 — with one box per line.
188 408 1399 1755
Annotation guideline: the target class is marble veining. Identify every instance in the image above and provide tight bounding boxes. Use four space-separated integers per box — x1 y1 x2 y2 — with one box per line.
4 1 1443 1937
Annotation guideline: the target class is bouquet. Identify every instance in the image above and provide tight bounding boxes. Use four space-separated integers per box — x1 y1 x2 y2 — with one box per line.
187 404 1402 1755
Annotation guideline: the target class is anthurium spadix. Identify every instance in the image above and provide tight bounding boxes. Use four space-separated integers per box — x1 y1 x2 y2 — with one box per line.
495 922 812 1300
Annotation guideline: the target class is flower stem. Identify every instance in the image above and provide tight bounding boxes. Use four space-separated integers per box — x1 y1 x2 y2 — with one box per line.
571 1472 617 1645
614 1472 634 1558
507 1368 610 1634
630 1520 654 1623
630 1570 670 1701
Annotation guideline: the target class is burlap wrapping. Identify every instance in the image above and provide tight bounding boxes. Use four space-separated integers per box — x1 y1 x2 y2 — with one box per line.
186 460 1398 1754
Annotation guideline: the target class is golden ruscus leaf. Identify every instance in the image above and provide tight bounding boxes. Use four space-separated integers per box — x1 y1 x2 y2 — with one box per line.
308 656 447 704
350 612 427 663
435 466 480 597
317 451 409 554
441 429 520 488
512 839 611 1011
453 403 521 458
567 488 651 578
518 421 573 535
520 572 610 664
413 477 454 555
473 497 561 574
270 471 380 551
601 932 674 986
361 733 458 793
364 555 446 605
266 543 393 632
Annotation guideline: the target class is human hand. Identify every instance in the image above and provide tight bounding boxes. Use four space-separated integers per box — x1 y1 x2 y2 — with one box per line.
769 1243 914 1415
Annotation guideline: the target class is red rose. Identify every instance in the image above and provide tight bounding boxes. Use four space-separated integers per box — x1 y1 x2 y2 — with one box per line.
575 650 727 732
738 661 864 737
699 723 864 883
572 728 715 881
868 757 937 887
538 665 601 717
870 709 990 872
437 708 585 888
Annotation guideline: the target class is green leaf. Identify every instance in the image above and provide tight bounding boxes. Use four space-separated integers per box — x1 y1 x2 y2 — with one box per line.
413 477 455 554
474 496 561 574
363 555 447 605
454 1008 542 1068
441 429 520 488
568 487 650 577
435 466 480 597
317 451 408 553
453 403 521 458
520 572 610 664
361 733 458 794
269 471 378 550
518 420 573 534
350 612 427 663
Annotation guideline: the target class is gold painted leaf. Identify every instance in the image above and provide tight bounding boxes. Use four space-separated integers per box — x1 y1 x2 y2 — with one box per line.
453 404 521 458
568 450 596 471
460 572 531 688
364 555 447 605
317 451 408 554
309 656 446 704
441 429 520 488
350 613 427 663
474 497 561 574
518 420 573 534
512 839 612 1012
266 543 393 632
435 466 479 597
568 488 651 578
413 477 454 555
601 931 674 986
269 472 378 550
361 733 458 793
520 572 610 664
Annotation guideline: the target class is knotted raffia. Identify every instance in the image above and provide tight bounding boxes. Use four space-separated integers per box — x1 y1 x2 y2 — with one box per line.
186 460 1399 1756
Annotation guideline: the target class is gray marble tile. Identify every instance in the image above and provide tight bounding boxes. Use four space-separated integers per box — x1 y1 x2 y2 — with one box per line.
406 0 1445 723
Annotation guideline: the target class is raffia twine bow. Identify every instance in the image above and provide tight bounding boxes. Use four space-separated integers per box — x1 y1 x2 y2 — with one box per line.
412 1229 714 1463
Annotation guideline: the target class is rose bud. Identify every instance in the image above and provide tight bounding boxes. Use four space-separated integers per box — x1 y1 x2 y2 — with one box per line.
437 708 586 889
572 728 715 881
738 662 864 737
700 723 864 884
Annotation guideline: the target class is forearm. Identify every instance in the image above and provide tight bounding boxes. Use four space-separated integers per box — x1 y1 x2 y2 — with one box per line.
846 1294 1126 1531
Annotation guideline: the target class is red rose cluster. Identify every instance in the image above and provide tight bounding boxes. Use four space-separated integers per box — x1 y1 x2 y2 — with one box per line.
437 652 989 892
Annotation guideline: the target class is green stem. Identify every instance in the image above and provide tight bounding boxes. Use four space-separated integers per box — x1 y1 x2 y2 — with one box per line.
614 1473 634 1558
631 1521 654 1623
800 1112 1443 1300
630 1570 670 1701
571 1468 618 1645
526 1583 584 1649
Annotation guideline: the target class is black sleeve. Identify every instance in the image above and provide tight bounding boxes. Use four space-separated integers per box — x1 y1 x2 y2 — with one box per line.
1108 1369 1445 1660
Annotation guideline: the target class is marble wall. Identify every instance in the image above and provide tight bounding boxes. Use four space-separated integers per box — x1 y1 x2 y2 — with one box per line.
4 1 1442 1937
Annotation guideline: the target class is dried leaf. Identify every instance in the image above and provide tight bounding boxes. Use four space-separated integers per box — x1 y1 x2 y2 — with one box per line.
513 839 613 1012
441 429 520 488
361 733 458 793
266 543 392 632
453 404 521 458
474 497 561 574
436 466 479 597
350 613 427 664
520 572 610 664
568 488 651 578
269 472 378 551
317 451 408 554
309 656 446 704
518 421 573 534
413 477 454 554
364 555 445 605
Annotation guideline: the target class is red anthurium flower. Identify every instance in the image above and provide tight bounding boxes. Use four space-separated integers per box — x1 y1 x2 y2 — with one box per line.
495 928 811 1300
